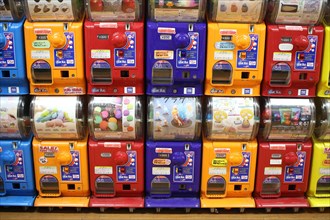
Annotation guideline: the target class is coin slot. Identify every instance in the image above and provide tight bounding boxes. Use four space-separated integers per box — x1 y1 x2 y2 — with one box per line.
288 184 296 191
67 184 75 190
299 73 307 80
121 70 129 77
61 70 69 78
234 185 242 191
12 183 20 189
241 72 250 79
2 70 10 78
123 184 131 190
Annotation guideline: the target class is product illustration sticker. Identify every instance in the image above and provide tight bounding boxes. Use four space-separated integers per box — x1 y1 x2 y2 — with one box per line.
0 1 14 21
114 32 136 67
176 32 199 69
150 97 198 140
91 96 136 140
173 151 194 183
0 96 20 139
54 32 75 68
229 152 250 182
284 151 306 182
209 98 256 140
5 150 25 181
117 151 137 182
33 96 79 139
61 150 80 181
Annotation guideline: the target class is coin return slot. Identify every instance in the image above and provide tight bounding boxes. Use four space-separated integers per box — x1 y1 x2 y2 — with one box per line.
92 66 112 83
95 179 115 195
299 73 307 80
67 184 75 190
2 70 10 77
179 184 186 190
151 177 170 196
234 185 242 191
152 68 173 85
12 183 20 189
182 71 190 79
40 176 60 194
0 177 4 194
212 69 232 84
61 70 69 78
316 177 330 195
241 72 250 79
270 69 291 85
123 184 131 190
261 177 280 195
207 177 226 195
32 67 52 84
121 70 129 77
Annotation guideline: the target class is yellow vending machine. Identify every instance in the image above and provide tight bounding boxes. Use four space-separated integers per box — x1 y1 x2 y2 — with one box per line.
205 0 267 96
200 97 259 213
23 0 86 95
30 96 89 210
308 98 330 211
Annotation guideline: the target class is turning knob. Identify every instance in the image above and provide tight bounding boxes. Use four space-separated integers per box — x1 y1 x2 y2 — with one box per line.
174 33 190 49
283 152 298 166
57 151 72 165
234 35 251 50
294 35 309 51
1 150 16 164
229 152 243 166
49 32 67 48
114 151 128 165
112 32 127 48
172 152 186 166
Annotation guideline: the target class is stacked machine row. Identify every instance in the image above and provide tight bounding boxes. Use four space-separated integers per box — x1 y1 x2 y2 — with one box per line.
0 0 329 213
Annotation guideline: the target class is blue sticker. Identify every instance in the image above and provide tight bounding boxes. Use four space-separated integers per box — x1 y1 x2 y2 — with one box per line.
61 151 80 181
0 32 16 68
5 150 25 181
176 32 199 69
295 36 317 71
237 34 259 69
284 151 306 183
54 32 75 67
114 32 136 67
230 152 250 182
173 151 194 183
117 151 137 182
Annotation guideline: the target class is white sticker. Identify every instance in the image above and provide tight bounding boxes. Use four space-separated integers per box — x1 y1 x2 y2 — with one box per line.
8 87 19 94
95 166 113 175
154 50 174 60
214 51 233 60
273 52 292 61
298 89 309 96
124 87 136 94
152 167 171 175
91 50 111 59
184 87 195 95
279 43 294 51
31 50 50 59
39 166 57 174
320 168 330 175
270 159 282 165
209 167 227 175
264 167 282 175
242 88 253 95
160 35 172 40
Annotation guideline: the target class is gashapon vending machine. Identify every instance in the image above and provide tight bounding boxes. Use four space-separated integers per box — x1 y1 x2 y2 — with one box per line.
255 98 315 212
30 96 89 210
84 0 144 95
88 96 144 212
145 97 202 212
308 98 330 211
262 0 326 97
0 96 36 208
200 97 259 213
23 0 85 95
0 0 29 95
205 0 267 96
146 0 206 96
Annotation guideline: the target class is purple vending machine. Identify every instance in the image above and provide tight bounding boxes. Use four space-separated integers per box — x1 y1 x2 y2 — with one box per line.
146 0 207 96
145 97 202 212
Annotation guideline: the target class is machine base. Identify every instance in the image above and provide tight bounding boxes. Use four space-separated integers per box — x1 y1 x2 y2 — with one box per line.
34 196 89 207
89 196 144 208
145 196 200 208
0 195 36 207
308 197 330 208
200 196 255 208
255 197 309 208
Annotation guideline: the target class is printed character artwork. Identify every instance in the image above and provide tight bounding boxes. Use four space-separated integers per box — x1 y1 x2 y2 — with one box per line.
155 0 199 9
0 97 20 138
210 98 256 140
151 97 198 140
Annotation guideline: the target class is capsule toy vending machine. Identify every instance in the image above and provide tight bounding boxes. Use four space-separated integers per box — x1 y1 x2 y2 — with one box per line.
84 0 144 95
255 98 315 212
30 96 89 210
145 97 202 212
262 0 326 97
0 96 36 208
307 98 330 211
204 0 267 96
146 0 206 96
23 0 86 95
200 97 259 213
0 0 29 95
317 1 330 97
87 96 144 212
